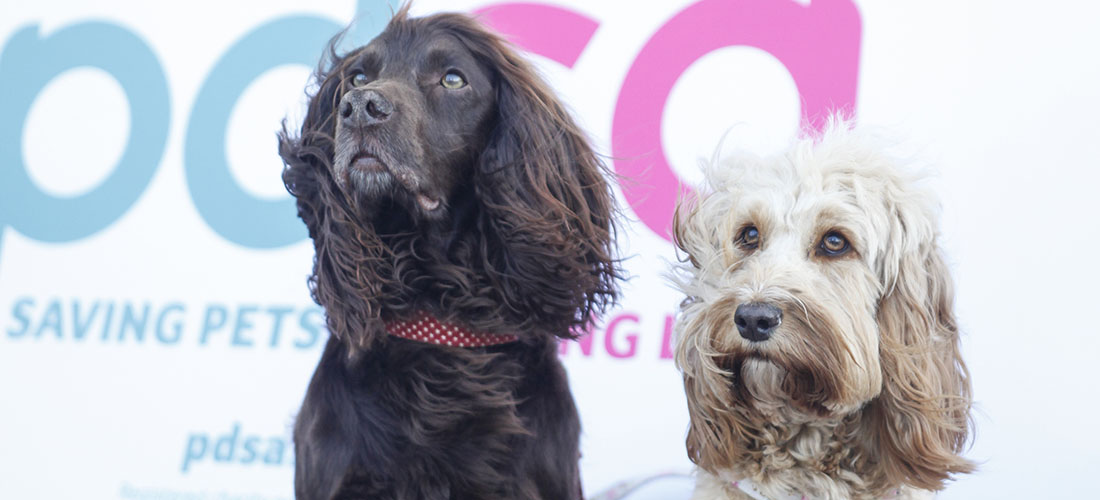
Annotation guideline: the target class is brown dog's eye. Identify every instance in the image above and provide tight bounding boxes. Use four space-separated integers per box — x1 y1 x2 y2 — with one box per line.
818 231 850 256
737 225 760 250
351 73 369 88
441 70 467 89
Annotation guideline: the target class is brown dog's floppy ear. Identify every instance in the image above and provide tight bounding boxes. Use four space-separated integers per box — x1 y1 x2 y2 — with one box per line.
868 197 975 491
469 31 619 336
279 42 390 352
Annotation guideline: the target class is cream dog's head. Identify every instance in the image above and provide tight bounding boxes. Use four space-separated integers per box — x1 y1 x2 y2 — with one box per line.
672 121 973 493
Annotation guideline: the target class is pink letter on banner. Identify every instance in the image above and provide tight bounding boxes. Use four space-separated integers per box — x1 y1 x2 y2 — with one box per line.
660 315 675 360
605 313 640 359
473 3 599 68
611 0 862 241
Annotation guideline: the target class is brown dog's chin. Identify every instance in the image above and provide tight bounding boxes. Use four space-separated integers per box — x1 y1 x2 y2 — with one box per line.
351 155 387 174
340 153 443 214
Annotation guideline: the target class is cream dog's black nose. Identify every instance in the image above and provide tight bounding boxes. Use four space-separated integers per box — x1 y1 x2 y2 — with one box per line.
735 303 782 342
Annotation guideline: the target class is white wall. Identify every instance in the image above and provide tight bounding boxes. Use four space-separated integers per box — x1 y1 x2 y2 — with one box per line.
1 1 1097 498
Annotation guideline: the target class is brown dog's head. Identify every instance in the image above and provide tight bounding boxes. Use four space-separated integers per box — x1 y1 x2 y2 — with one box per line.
279 7 619 350
327 11 497 218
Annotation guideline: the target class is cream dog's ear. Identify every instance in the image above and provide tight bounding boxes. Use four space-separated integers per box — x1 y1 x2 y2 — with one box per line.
867 189 974 491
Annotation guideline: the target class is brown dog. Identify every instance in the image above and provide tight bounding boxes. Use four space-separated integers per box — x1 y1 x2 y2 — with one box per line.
279 7 620 499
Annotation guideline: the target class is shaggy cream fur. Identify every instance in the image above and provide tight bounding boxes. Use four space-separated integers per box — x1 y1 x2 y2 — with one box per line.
671 120 973 500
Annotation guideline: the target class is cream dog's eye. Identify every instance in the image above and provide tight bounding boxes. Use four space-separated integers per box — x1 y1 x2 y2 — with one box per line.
819 231 850 256
738 225 760 250
441 70 467 89
351 73 369 88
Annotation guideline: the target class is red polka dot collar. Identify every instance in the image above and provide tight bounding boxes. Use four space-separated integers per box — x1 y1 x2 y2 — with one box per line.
384 311 519 347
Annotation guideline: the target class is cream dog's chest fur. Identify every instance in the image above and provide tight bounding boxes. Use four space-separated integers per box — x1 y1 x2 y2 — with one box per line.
694 417 881 500
691 469 934 500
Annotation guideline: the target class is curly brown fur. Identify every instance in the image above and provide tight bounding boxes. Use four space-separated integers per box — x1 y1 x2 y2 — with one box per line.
671 121 972 500
278 6 620 499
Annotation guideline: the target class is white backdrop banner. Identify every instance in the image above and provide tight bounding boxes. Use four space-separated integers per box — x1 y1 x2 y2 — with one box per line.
2 0 1098 499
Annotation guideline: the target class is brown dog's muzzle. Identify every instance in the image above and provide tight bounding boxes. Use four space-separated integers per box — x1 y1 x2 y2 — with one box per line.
341 88 394 128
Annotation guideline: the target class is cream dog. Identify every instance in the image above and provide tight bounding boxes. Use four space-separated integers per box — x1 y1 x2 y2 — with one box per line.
671 121 973 500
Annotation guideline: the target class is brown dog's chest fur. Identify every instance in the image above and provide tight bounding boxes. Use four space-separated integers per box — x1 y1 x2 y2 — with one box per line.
296 335 582 500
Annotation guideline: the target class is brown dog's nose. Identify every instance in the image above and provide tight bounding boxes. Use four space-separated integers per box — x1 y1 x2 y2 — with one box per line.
341 89 393 126
735 303 782 342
